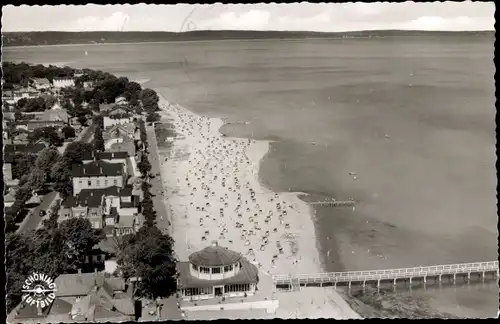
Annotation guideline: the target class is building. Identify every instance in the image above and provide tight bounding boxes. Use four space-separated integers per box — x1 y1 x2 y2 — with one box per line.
27 109 69 124
104 109 134 128
51 102 62 110
107 138 136 161
74 69 85 78
3 162 13 182
43 109 69 123
11 132 29 144
103 123 137 155
72 161 127 195
83 81 96 89
53 77 75 89
82 151 135 177
26 120 66 131
32 78 52 90
105 123 136 140
4 188 16 208
82 151 129 165
176 242 259 302
7 272 135 323
115 96 128 106
59 186 142 236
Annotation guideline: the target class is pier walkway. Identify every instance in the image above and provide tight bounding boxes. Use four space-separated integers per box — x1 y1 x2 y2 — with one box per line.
309 200 356 207
273 261 499 291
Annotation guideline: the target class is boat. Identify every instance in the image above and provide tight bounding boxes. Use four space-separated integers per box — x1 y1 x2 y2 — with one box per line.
85 51 88 56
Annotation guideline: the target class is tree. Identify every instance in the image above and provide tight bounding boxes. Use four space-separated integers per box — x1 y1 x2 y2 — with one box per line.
6 217 106 312
61 125 76 139
6 233 35 312
146 112 160 123
138 158 152 177
35 147 61 180
62 141 94 164
58 218 106 267
44 95 58 109
116 226 177 299
77 115 88 126
51 159 73 198
140 88 159 108
93 125 105 152
15 185 31 202
15 98 28 110
27 126 64 147
19 97 47 112
27 168 47 192
11 153 37 180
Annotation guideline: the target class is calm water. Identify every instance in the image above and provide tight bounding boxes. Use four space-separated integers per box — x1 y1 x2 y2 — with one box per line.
4 35 497 317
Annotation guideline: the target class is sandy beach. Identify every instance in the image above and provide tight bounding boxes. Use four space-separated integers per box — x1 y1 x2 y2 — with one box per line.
153 93 360 319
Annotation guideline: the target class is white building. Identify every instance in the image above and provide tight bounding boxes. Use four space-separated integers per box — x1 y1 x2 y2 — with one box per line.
53 78 75 88
104 113 134 128
83 81 96 89
32 78 51 90
176 242 259 301
72 161 127 195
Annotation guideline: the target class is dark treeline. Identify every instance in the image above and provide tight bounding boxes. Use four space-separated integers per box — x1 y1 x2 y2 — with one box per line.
3 30 494 47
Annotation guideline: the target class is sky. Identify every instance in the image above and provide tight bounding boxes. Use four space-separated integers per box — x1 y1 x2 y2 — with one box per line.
2 2 495 33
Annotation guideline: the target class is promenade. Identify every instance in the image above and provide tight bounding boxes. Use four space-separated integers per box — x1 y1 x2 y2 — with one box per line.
145 124 172 235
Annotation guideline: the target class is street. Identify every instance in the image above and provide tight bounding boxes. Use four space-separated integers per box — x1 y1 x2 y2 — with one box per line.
16 121 95 234
145 125 171 234
17 191 58 233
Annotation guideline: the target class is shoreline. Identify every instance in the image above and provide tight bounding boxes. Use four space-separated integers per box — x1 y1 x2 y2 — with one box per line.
152 90 361 319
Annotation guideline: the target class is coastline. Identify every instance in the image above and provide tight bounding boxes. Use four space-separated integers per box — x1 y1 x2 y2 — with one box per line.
152 90 361 319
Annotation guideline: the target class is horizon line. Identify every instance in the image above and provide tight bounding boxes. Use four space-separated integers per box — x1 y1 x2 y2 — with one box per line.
3 29 494 33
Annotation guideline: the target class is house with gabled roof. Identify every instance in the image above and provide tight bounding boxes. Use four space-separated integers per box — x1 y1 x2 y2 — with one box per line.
31 78 51 90
72 161 127 195
103 108 134 128
59 185 142 235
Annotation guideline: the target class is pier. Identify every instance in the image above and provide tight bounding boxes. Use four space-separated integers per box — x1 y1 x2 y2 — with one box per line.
309 200 356 207
273 261 499 291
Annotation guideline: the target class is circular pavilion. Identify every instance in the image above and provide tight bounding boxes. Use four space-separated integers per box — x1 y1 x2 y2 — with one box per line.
177 242 259 301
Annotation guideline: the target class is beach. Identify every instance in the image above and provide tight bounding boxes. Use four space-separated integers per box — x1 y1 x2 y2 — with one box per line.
153 93 360 319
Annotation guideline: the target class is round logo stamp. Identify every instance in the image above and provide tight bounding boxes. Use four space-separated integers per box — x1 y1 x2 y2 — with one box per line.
21 272 57 309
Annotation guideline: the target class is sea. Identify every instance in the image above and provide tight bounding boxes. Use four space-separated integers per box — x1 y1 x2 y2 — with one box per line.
4 34 497 318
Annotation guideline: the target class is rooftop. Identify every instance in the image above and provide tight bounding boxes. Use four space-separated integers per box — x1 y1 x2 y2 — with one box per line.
55 272 124 297
188 243 242 267
72 160 124 177
177 258 259 289
82 151 129 161
32 78 51 85
4 143 47 163
62 185 135 208
4 143 46 153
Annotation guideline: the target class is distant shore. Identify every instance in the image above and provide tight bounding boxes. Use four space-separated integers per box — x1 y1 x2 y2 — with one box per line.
3 29 493 48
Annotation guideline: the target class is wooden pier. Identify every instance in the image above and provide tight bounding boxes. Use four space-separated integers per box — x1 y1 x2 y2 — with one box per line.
273 261 499 291
309 200 356 207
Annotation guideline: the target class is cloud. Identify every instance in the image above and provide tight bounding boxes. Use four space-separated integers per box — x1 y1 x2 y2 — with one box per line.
73 12 130 31
198 9 271 30
403 15 485 31
1 3 495 32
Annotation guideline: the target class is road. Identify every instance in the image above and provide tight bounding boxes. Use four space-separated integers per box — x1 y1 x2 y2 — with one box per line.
17 121 96 234
17 191 58 233
80 120 96 143
145 125 171 234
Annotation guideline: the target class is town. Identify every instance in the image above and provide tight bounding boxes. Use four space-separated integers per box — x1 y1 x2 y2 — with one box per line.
4 62 179 322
